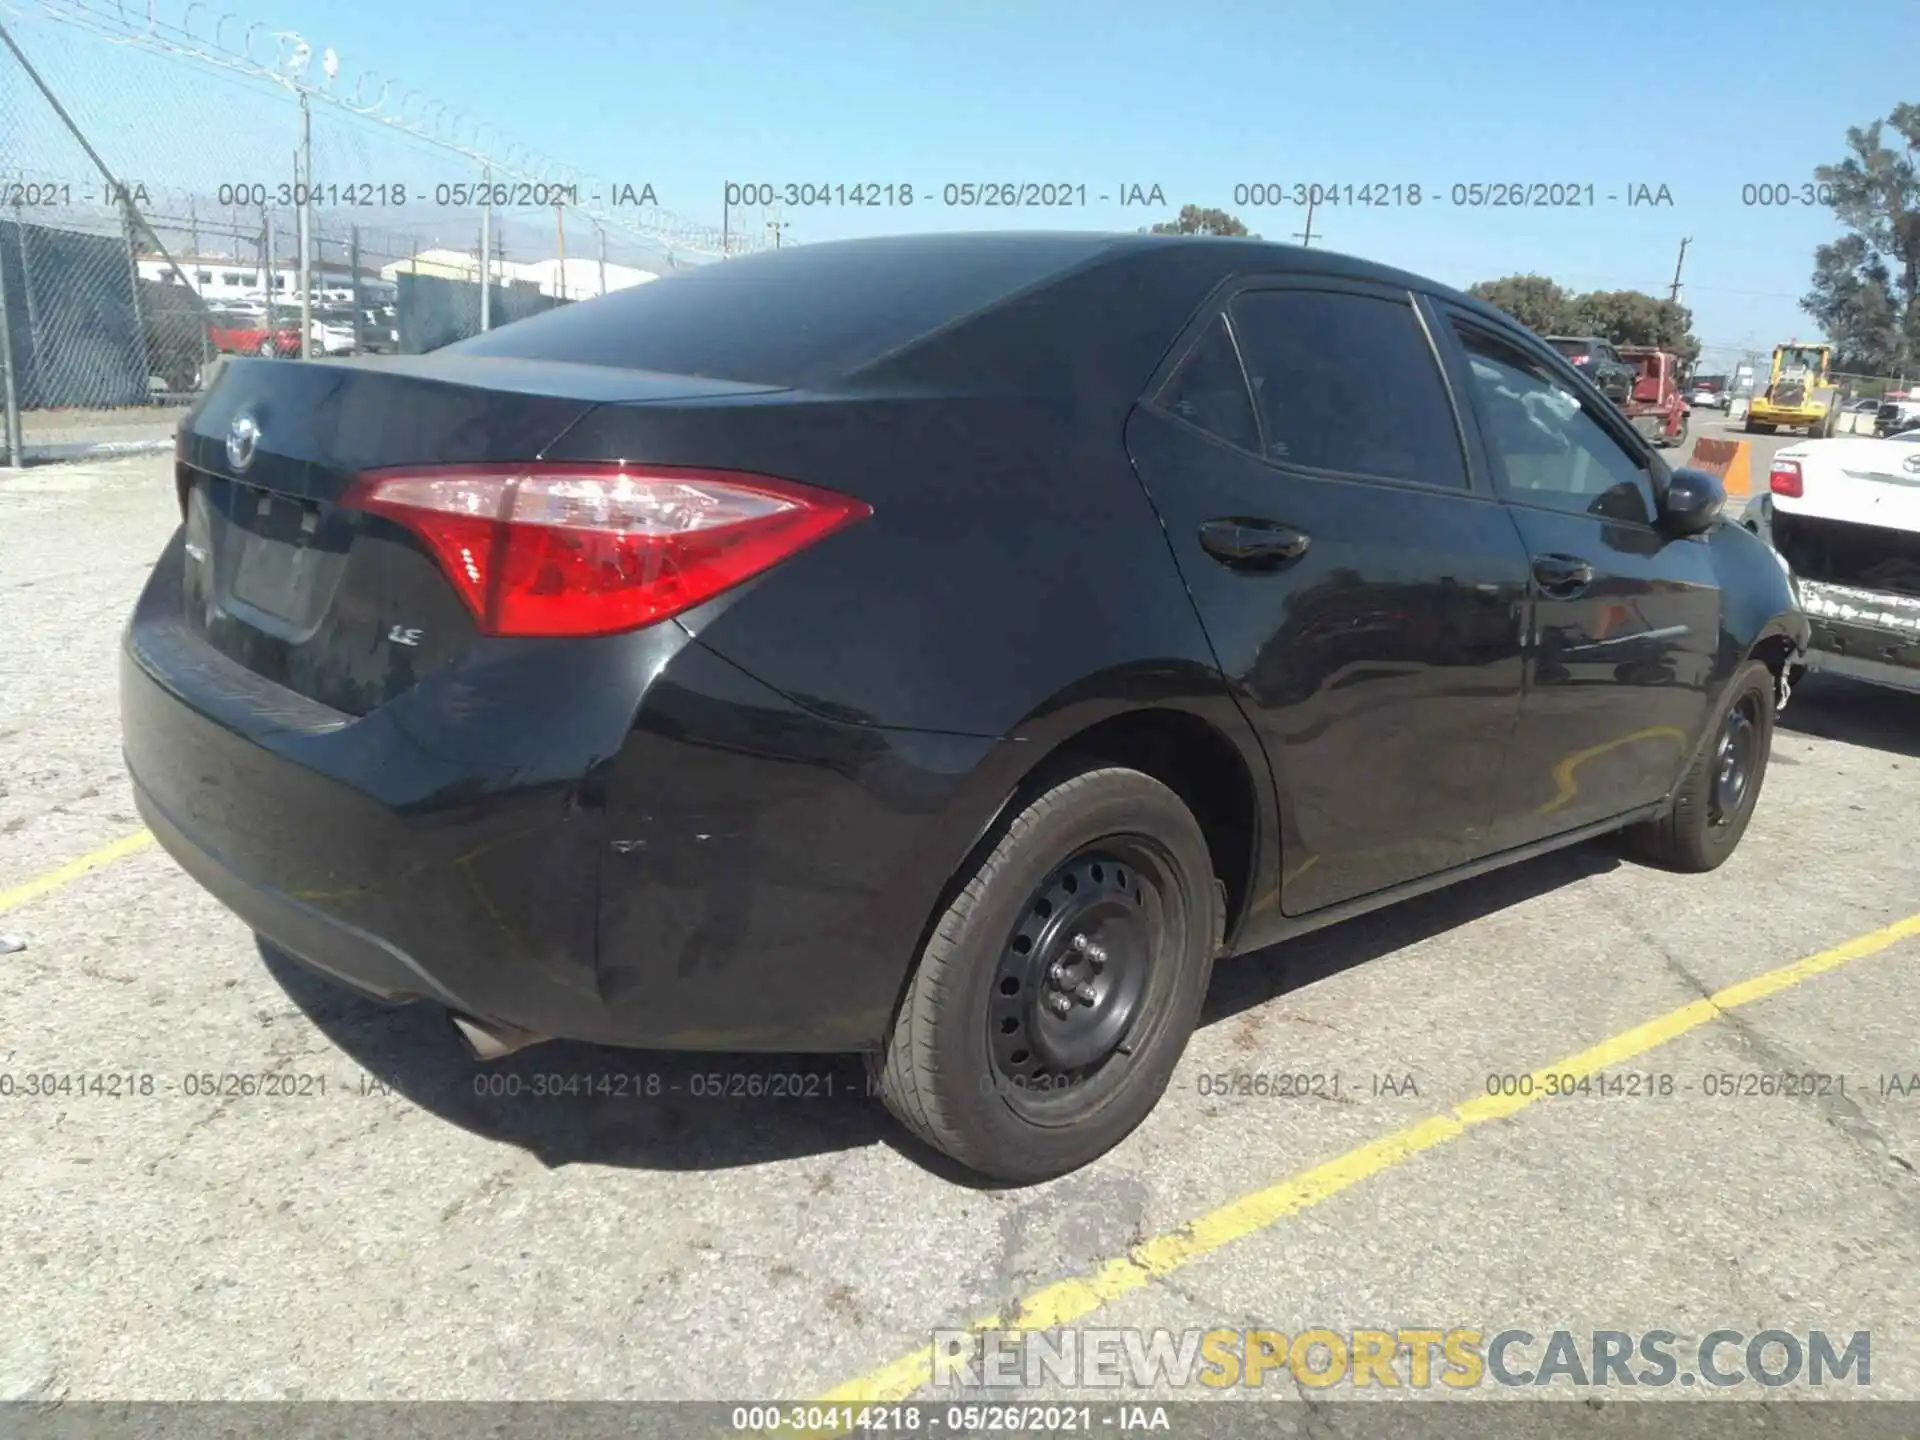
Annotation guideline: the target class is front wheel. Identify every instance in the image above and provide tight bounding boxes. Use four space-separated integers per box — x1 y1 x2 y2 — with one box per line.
870 765 1221 1182
1623 660 1775 872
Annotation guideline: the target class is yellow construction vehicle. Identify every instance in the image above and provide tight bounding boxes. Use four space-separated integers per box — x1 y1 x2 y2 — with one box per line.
1745 340 1839 436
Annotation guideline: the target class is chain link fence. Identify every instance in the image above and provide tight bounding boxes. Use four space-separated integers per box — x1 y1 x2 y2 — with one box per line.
0 0 772 464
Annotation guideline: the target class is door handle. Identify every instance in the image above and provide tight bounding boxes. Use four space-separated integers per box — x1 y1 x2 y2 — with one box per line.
1198 518 1311 570
1531 553 1595 596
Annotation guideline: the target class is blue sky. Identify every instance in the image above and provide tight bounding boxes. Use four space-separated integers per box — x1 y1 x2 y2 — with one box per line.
23 0 1917 365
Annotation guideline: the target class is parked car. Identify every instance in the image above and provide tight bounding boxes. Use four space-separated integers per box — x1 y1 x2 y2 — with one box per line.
123 234 1808 1182
137 277 213 394
1740 431 1920 697
359 303 400 355
1848 397 1885 413
1542 335 1637 403
1875 398 1920 436
1689 385 1725 411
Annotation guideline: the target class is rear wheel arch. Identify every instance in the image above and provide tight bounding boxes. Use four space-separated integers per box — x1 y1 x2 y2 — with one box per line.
1022 708 1262 944
888 699 1269 1040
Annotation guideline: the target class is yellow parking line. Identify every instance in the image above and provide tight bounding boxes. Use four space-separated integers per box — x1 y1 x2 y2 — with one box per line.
0 828 153 916
818 909 1920 1405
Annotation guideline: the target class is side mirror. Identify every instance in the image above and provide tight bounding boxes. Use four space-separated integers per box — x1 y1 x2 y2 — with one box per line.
1661 466 1726 537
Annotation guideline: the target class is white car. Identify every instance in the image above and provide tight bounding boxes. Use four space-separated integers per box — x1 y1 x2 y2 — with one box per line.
1688 387 1724 410
1742 432 1920 696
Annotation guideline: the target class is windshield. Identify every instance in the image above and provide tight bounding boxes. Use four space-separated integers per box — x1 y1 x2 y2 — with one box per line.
1778 346 1825 373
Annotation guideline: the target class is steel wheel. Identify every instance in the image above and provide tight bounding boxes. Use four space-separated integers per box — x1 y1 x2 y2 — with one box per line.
988 841 1172 1121
1711 692 1762 827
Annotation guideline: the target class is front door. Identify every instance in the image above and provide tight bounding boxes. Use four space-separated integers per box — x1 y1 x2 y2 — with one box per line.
1431 310 1722 848
1124 278 1534 916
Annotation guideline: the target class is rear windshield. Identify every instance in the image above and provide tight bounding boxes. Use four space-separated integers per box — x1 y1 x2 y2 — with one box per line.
447 235 1113 388
1546 339 1588 358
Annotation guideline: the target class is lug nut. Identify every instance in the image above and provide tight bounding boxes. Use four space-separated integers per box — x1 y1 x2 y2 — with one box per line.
1075 983 1098 1005
1049 993 1073 1017
1085 943 1108 970
1048 960 1072 986
1071 934 1090 952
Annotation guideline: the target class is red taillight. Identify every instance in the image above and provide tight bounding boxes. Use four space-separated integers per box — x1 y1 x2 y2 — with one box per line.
1769 460 1804 497
342 463 872 638
1569 355 1589 364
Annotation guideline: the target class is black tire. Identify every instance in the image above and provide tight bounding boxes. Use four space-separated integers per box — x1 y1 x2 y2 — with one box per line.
1624 660 1775 872
870 765 1221 1182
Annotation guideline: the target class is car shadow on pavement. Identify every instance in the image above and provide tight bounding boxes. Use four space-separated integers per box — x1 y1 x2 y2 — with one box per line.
1205 841 1619 1030
260 941 890 1173
1779 673 1920 760
263 839 1622 1183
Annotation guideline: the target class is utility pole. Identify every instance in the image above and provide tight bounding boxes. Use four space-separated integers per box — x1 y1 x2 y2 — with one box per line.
1293 194 1317 248
349 225 363 353
1668 236 1691 305
768 219 787 249
262 205 276 339
554 203 567 300
478 165 492 332
597 225 607 297
296 94 312 359
0 231 22 467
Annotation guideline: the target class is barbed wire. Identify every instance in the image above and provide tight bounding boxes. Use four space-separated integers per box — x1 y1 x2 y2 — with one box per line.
4 0 767 261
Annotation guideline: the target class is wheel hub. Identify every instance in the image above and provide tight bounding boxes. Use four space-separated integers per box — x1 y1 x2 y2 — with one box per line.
991 851 1155 1093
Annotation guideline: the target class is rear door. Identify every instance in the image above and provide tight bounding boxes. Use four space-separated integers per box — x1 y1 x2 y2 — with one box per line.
1429 306 1721 848
1123 276 1534 917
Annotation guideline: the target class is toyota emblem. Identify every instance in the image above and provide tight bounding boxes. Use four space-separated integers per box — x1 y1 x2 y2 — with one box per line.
1904 452 1920 477
226 413 260 473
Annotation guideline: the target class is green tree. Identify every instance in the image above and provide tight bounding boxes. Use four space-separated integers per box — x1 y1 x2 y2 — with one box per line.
1465 275 1578 336
1147 204 1256 238
1803 103 1920 375
1468 275 1700 363
1571 290 1701 366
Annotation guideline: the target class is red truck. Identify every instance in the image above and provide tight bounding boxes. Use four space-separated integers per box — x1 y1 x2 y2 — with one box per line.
1616 346 1690 449
206 309 302 358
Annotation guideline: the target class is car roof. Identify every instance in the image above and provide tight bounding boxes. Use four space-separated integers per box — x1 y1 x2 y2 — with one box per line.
455 231 1538 397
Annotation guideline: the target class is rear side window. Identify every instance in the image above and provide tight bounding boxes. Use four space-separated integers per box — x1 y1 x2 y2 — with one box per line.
446 235 1112 388
1152 317 1259 452
1229 289 1466 488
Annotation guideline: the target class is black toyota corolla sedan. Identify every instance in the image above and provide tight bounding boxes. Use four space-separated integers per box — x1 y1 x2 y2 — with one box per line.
122 232 1807 1181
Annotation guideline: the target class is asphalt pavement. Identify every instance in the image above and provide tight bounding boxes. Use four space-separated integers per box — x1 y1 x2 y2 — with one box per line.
2 454 1918 1418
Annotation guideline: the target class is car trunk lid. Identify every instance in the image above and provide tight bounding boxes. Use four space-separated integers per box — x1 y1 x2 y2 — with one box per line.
173 355 783 715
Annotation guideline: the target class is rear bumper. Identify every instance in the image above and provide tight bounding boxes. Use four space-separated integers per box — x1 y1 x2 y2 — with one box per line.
121 540 1007 1051
1794 580 1920 693
1802 619 1920 694
121 575 628 1041
1748 403 1822 426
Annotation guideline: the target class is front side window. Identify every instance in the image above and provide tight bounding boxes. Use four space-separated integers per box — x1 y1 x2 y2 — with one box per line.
1229 289 1466 488
1452 326 1655 525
